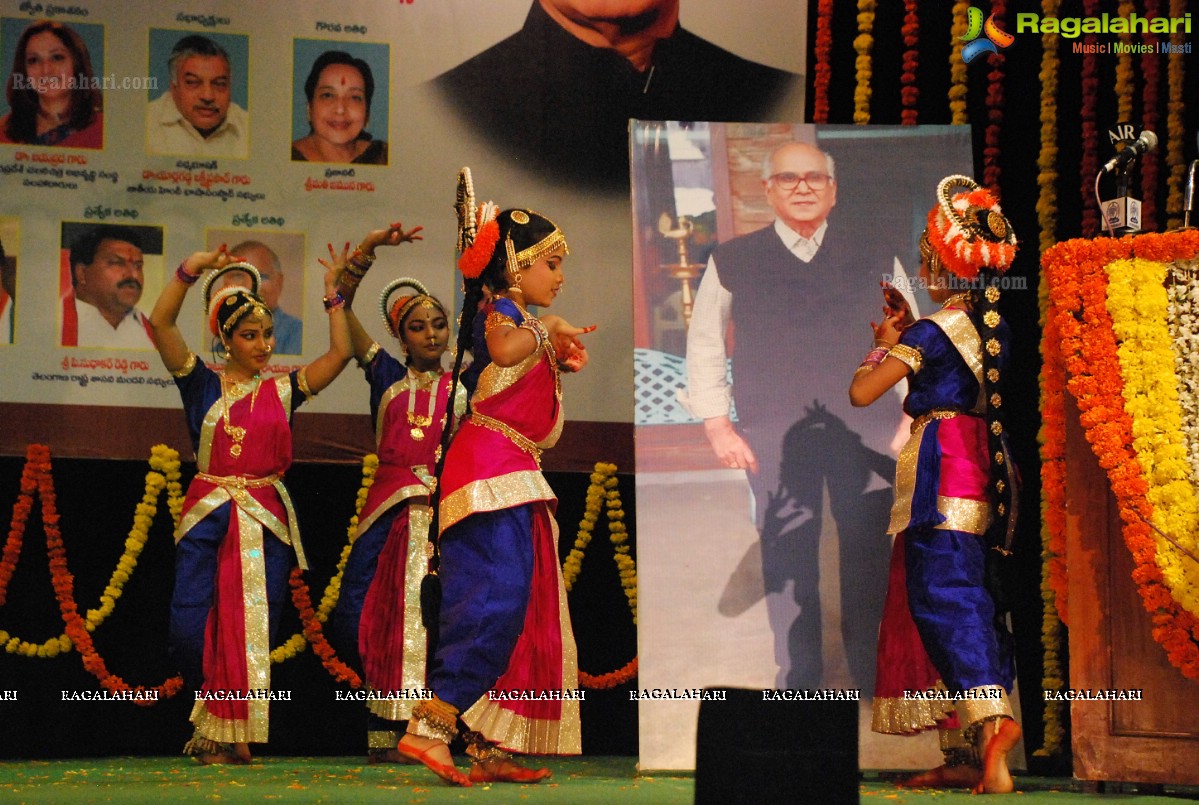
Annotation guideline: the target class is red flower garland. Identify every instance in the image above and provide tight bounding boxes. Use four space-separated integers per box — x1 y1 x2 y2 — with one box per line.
15 444 184 703
1139 0 1162 231
900 0 920 125
288 567 362 688
1079 0 1101 236
982 0 1007 191
813 0 834 123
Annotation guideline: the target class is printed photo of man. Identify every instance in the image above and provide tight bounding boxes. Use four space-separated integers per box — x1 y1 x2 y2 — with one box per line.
146 32 248 158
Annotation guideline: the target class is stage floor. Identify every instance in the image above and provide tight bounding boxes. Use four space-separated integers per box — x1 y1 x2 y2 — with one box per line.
1 757 1197 803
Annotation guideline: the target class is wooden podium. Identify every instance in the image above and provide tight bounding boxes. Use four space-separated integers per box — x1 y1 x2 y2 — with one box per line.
1065 395 1199 785
1045 233 1199 786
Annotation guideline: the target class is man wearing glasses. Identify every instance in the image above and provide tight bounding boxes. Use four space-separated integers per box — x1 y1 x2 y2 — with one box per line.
685 140 900 690
64 225 155 348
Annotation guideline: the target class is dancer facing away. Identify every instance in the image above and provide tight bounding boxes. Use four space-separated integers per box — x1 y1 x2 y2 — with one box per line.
396 173 593 786
149 246 353 764
849 175 1022 794
322 224 467 763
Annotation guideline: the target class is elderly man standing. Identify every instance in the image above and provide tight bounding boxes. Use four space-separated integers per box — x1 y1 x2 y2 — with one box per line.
64 225 154 349
685 141 900 691
147 34 248 158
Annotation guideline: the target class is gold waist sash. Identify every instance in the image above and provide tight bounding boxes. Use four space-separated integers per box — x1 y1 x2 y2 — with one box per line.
470 412 542 466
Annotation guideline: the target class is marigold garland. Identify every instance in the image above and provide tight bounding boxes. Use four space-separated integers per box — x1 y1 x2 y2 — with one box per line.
949 0 969 126
270 453 377 671
563 462 638 689
0 444 184 703
1106 257 1199 614
1035 0 1061 256
1079 0 1101 236
1114 1 1135 124
2 445 183 658
1164 0 1188 229
1042 233 1199 689
288 566 361 687
899 0 919 125
982 0 1007 191
1036 240 1068 755
812 0 834 123
1139 0 1162 231
852 0 876 125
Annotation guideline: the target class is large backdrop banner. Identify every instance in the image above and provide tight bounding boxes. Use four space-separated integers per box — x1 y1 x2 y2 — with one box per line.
631 123 1018 770
0 0 805 460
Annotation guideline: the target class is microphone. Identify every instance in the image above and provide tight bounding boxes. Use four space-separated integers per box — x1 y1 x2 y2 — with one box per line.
1103 130 1158 172
1186 161 1198 228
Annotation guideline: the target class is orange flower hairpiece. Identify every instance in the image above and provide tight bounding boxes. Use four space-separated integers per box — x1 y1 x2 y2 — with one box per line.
457 218 499 278
924 175 1017 280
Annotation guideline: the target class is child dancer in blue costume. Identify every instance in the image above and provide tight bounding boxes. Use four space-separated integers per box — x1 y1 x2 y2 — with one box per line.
851 175 1023 794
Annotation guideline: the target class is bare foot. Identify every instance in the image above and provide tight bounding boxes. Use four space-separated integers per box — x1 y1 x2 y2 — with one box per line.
973 718 1021 794
470 757 552 784
897 764 979 789
397 733 471 787
232 742 252 764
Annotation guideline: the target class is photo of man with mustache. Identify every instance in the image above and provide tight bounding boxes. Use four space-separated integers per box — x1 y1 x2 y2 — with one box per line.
63 224 156 349
146 33 248 159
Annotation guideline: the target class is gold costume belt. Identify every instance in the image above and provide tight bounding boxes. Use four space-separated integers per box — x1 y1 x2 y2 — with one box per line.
909 408 980 434
196 471 282 490
469 413 542 466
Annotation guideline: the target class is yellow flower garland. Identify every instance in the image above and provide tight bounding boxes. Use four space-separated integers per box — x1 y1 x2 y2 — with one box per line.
1106 258 1199 617
1035 0 1061 256
852 0 876 125
1114 1 1135 123
562 462 638 688
563 462 637 621
949 0 970 125
270 452 377 663
1 444 182 657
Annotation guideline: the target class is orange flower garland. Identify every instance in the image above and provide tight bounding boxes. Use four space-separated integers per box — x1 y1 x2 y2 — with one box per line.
288 567 361 688
0 450 37 607
4 444 185 702
1043 234 1199 682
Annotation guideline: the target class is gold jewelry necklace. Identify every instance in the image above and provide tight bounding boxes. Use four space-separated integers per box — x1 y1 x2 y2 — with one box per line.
220 372 261 457
406 367 440 441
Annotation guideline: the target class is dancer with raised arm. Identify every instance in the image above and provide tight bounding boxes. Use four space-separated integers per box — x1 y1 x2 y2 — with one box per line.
149 246 352 764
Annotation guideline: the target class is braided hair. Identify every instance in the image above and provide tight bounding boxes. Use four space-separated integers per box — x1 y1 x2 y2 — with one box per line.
922 176 1018 555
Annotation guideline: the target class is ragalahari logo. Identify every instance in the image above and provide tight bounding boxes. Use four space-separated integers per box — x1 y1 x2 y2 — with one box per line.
961 7 1015 63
